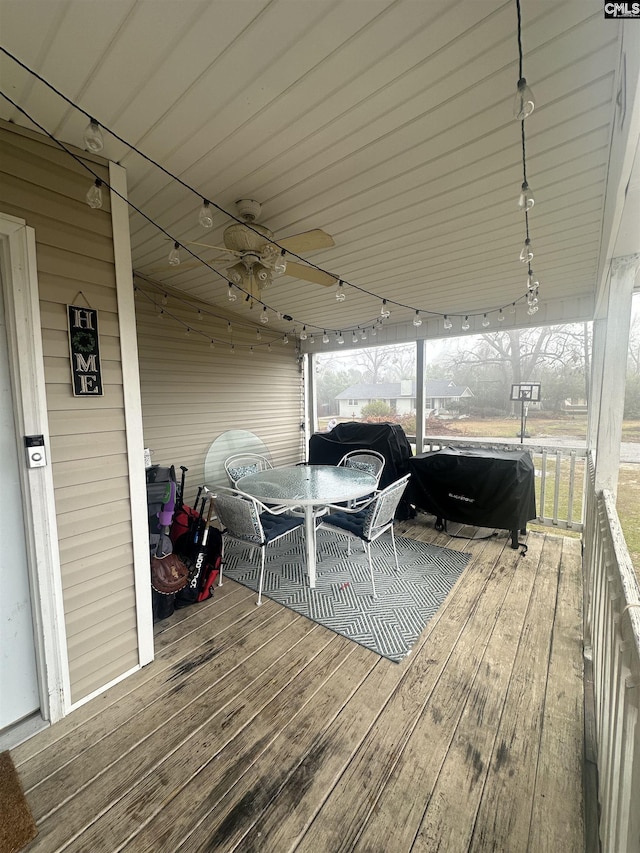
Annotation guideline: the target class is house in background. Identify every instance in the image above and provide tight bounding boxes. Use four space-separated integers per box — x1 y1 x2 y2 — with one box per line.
335 380 473 418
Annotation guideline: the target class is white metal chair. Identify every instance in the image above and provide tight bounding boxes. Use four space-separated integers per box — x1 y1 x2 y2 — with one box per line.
212 488 303 606
224 452 272 488
337 449 386 487
319 474 411 598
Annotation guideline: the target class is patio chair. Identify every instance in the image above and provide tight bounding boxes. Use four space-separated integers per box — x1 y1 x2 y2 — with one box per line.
337 449 385 486
212 489 303 606
224 452 272 488
320 473 411 598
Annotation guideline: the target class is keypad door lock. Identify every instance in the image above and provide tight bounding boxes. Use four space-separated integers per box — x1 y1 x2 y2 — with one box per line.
25 435 47 468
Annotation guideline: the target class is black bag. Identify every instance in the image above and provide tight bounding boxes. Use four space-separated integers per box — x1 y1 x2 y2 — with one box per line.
175 499 223 607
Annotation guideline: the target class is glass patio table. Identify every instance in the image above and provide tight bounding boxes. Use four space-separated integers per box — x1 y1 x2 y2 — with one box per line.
236 464 377 588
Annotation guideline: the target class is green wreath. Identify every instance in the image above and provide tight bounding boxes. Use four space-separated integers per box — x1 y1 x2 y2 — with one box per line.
71 330 96 353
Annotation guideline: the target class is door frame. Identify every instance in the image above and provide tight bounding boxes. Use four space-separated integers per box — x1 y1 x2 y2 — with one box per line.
0 212 69 725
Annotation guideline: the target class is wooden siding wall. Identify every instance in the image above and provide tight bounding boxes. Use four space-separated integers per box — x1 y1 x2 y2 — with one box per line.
134 280 304 504
0 124 139 704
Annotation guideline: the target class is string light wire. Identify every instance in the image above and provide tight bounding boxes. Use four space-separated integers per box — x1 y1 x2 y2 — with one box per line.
0 39 538 336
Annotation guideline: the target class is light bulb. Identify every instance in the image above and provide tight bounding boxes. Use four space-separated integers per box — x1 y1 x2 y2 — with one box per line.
300 326 308 340
185 327 191 336
498 310 505 322
210 341 215 349
443 315 453 331
85 179 103 209
309 335 315 344
322 331 329 344
274 251 287 277
509 302 517 314
256 329 262 340
461 316 470 331
352 331 358 343
282 335 289 345
83 119 104 153
482 314 490 328
519 238 533 263
527 304 539 315
335 281 345 302
256 267 269 282
227 285 237 302
360 329 367 340
168 242 181 266
380 300 390 319
518 181 534 211
371 326 377 337
198 200 214 229
413 311 423 327
249 347 254 355
337 332 344 345
260 308 269 324
513 78 535 120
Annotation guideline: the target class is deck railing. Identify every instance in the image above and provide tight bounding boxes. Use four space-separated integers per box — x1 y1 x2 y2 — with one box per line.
421 437 587 532
584 456 640 853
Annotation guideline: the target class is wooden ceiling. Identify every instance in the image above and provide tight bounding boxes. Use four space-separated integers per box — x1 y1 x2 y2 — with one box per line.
1 0 638 346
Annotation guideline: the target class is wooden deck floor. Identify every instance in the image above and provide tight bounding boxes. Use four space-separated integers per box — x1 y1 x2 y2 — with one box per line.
11 518 586 853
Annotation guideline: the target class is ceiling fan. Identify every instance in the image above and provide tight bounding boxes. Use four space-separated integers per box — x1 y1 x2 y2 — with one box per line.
186 199 337 296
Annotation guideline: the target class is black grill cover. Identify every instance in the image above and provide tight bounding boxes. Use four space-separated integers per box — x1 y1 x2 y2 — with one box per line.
308 422 414 518
408 446 536 531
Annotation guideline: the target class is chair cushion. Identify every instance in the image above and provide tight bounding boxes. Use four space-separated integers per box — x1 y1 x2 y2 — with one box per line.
323 509 366 538
260 511 303 543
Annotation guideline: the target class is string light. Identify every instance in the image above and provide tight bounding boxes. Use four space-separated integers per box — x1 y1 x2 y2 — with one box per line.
335 280 345 302
513 78 535 120
168 242 181 266
198 199 214 229
227 284 237 302
412 310 423 327
85 178 103 209
0 47 542 338
482 314 490 328
299 326 308 340
498 309 505 322
380 300 390 319
519 237 533 263
336 331 344 345
83 118 104 153
443 315 453 331
322 331 330 344
274 249 287 277
462 316 470 331
260 307 269 324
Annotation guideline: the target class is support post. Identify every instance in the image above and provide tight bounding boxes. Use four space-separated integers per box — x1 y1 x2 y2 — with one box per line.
415 339 425 454
593 254 640 497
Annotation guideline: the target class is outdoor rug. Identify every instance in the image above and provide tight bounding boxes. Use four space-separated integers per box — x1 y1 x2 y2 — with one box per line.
221 528 471 663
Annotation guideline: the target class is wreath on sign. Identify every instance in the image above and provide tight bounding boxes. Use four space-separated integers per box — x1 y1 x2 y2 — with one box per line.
71 330 96 353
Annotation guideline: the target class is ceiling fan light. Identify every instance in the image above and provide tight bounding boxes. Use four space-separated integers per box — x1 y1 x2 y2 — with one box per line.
513 77 535 120
168 242 181 266
198 200 214 229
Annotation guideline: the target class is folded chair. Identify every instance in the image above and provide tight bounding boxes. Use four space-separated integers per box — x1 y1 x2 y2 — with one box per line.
224 453 272 487
212 489 303 606
320 474 411 598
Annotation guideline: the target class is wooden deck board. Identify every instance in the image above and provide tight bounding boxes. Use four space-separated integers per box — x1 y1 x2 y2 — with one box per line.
13 524 586 853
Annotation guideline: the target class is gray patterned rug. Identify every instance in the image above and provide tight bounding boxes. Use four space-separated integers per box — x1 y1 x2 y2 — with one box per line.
221 528 471 663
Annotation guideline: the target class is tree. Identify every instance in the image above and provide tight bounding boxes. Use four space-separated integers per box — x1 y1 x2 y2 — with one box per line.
361 400 393 419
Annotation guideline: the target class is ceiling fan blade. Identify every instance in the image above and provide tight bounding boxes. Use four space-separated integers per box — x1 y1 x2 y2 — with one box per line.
278 229 334 253
283 261 338 287
186 240 243 255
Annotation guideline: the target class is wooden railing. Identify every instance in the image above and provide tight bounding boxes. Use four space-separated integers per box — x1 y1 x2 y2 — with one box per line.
584 456 640 853
421 437 587 532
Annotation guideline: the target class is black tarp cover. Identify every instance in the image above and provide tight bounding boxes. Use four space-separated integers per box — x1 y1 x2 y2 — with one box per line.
308 422 414 518
309 422 412 487
408 446 536 531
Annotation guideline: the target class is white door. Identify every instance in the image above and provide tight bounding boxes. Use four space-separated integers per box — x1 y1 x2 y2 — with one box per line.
0 267 40 729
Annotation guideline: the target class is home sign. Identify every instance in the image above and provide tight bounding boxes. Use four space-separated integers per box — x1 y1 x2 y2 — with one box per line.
67 305 103 396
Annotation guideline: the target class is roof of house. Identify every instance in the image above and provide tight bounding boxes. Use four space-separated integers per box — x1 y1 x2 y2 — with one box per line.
335 381 473 400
